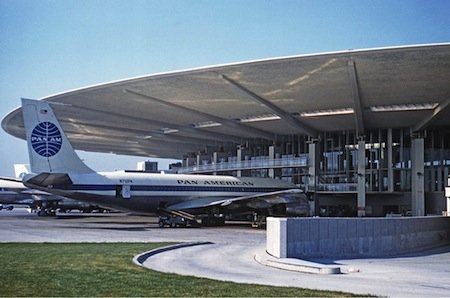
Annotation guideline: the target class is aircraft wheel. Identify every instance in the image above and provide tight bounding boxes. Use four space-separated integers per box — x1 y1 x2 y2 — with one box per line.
201 218 209 226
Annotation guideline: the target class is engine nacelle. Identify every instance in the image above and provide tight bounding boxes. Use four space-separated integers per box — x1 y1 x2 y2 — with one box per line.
285 201 310 216
269 198 311 217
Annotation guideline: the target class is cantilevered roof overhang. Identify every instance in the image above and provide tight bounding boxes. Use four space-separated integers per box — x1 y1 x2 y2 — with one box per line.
2 43 450 159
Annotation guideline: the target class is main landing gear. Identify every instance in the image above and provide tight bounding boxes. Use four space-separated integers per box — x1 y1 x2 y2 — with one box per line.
157 208 199 228
157 208 228 228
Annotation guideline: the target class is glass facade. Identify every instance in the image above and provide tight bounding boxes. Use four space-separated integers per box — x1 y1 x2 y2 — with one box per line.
181 128 450 193
180 128 450 216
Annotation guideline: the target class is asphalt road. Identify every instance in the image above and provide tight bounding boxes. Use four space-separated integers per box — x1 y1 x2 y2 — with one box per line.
2 208 450 296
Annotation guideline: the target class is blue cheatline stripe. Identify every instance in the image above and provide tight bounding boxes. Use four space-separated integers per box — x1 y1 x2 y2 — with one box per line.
66 184 283 193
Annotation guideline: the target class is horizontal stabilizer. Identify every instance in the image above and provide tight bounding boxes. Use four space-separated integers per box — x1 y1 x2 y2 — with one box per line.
23 173 73 189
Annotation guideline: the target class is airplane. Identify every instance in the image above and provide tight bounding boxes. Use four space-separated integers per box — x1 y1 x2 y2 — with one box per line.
0 167 107 216
0 204 14 211
20 98 310 226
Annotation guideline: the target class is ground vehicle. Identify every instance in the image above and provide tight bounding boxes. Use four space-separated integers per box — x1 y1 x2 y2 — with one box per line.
158 215 189 228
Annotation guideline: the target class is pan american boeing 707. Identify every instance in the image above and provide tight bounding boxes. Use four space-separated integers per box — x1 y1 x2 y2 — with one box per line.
20 98 309 226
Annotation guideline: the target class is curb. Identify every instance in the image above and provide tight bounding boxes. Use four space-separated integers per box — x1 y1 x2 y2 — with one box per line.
254 253 341 274
133 241 214 267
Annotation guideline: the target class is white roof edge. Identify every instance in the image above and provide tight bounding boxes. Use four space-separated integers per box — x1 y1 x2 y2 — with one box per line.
1 105 23 132
32 42 448 101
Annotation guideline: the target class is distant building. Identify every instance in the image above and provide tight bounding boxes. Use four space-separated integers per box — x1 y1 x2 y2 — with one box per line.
169 162 183 172
137 161 158 173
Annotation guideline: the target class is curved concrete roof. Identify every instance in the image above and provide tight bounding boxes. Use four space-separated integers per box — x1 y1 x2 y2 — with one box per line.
3 43 450 159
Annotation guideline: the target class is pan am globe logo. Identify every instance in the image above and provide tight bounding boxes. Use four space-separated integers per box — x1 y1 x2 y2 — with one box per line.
31 122 62 157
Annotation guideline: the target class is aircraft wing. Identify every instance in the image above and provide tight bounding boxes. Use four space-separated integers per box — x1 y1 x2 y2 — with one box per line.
167 188 310 215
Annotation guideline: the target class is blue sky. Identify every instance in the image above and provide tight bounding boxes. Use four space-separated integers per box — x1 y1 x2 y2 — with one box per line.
1 0 449 176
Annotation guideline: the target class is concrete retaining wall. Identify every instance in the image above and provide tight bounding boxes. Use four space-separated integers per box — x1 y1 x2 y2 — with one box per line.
267 216 450 258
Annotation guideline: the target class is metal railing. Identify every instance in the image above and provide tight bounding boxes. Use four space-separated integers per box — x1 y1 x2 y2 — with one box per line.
179 156 358 193
179 156 308 174
316 183 358 192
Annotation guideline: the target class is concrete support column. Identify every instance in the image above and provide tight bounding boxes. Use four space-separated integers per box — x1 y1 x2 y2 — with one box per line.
411 137 425 216
447 194 450 216
357 139 366 217
308 142 319 192
308 142 319 216
196 154 200 167
184 156 195 168
196 154 209 172
437 166 443 192
212 152 218 176
446 176 450 216
268 145 275 179
236 148 242 177
387 128 394 192
447 198 450 216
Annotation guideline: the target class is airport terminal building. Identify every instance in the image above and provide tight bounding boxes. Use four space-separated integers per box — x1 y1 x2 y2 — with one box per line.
3 43 450 217
178 127 449 217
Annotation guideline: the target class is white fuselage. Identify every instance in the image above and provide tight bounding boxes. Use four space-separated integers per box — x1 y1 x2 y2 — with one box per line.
30 171 296 214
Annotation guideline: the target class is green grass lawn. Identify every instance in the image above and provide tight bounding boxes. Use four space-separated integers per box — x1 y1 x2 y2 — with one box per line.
0 243 359 297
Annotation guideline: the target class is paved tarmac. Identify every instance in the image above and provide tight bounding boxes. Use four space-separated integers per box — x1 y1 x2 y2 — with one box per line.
2 208 450 296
